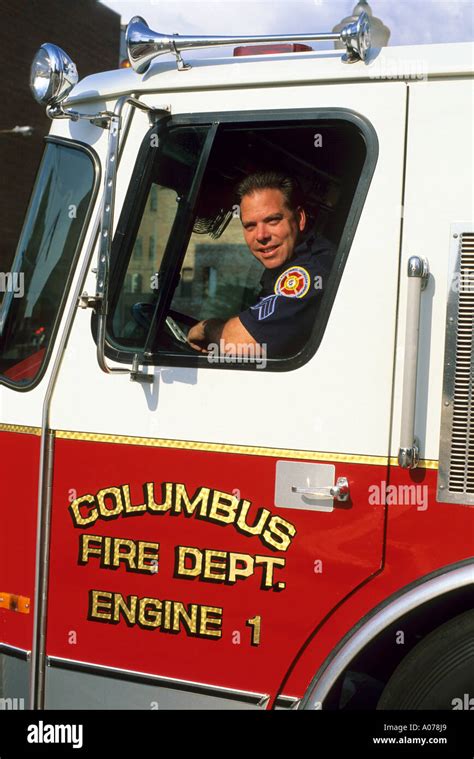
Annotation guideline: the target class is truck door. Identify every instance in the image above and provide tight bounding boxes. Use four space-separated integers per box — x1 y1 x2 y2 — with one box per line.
0 137 100 706
41 82 408 709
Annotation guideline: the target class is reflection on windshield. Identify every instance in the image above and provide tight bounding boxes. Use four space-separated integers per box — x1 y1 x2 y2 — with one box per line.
0 142 95 386
108 126 209 349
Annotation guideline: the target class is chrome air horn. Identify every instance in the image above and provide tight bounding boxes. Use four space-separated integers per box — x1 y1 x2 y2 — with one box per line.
126 13 371 73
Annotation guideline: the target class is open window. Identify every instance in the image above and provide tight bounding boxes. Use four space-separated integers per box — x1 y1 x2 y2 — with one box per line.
105 111 375 371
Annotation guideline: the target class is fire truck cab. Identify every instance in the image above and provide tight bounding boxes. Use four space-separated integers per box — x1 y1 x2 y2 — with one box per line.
0 13 473 711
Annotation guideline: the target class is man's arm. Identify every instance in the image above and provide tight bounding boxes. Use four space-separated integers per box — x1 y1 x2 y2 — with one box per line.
187 316 259 352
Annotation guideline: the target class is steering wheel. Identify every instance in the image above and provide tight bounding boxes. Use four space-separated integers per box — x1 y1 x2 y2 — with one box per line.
165 309 202 352
131 303 200 352
164 315 188 344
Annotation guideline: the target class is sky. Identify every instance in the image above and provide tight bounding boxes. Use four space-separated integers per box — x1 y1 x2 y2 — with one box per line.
100 0 474 52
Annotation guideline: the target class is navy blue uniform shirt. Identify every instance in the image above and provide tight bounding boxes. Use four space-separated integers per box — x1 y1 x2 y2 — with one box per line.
239 227 335 358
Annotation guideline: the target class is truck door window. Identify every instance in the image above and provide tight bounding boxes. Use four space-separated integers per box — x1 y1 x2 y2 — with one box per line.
111 184 179 341
107 126 209 350
0 140 97 388
107 118 369 369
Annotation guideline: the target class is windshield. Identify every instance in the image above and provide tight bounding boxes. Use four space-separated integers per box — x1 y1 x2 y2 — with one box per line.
0 140 96 387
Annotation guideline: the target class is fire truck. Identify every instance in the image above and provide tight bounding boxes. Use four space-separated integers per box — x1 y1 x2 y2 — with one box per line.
0 12 473 711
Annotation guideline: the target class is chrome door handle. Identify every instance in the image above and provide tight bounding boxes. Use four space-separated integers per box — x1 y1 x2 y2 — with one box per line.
291 476 350 502
398 256 430 468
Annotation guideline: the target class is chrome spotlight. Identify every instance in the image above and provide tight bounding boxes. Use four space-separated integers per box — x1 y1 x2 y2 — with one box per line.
30 44 78 106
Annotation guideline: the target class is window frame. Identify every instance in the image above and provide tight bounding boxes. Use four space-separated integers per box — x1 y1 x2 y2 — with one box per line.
102 107 378 372
0 136 101 392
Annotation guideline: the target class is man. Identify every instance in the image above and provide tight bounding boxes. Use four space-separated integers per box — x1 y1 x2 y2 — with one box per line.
187 171 335 359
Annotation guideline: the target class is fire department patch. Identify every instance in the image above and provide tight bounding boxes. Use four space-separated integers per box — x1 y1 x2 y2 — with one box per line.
274 266 310 298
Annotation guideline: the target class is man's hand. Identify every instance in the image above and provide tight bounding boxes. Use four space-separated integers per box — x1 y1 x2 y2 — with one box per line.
187 319 227 351
187 317 260 354
187 320 210 352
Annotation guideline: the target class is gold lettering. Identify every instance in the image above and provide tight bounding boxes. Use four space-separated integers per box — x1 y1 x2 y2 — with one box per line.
162 600 172 630
227 552 254 583
112 538 137 569
175 546 202 577
172 602 198 634
113 593 137 625
174 484 210 517
208 491 239 524
203 550 227 581
236 500 270 536
103 536 111 565
89 590 112 620
138 597 162 628
122 484 147 514
199 606 223 638
97 487 124 519
262 516 296 551
255 555 286 587
79 534 103 564
88 593 223 640
69 494 98 527
137 541 160 572
145 482 173 512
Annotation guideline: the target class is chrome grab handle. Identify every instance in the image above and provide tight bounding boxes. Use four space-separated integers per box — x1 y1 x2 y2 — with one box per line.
398 256 430 469
291 476 350 502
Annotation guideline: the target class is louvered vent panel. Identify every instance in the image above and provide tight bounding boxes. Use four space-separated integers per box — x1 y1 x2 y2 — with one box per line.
438 230 474 504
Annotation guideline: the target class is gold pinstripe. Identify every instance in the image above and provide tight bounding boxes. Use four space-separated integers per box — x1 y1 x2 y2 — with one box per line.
0 423 41 436
390 457 438 470
0 423 439 469
53 428 438 469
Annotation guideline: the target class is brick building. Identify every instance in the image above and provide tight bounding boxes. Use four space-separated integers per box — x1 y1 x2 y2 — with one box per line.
117 185 263 331
0 0 120 273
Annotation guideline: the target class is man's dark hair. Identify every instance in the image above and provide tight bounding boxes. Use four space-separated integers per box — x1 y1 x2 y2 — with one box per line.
236 171 303 212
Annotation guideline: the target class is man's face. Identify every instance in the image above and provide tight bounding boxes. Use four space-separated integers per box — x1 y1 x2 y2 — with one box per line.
240 188 306 269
